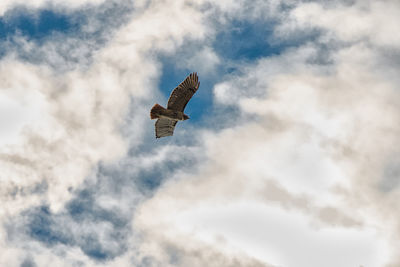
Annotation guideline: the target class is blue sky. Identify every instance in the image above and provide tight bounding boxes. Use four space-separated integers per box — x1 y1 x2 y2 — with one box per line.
0 1 399 266
0 9 72 40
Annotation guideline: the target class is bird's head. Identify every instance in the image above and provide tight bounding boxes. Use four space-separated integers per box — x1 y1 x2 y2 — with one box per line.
183 114 190 120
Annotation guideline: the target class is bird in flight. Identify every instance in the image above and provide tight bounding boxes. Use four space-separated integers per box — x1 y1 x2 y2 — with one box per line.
150 72 200 138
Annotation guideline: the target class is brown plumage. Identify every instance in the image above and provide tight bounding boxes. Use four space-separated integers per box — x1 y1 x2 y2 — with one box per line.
150 72 200 138
150 104 165 120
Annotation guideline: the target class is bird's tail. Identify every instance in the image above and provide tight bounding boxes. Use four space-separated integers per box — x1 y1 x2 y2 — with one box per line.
150 103 166 119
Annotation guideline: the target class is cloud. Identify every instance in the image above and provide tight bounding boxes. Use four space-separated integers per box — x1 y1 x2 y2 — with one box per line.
132 1 400 266
0 1 134 71
291 0 400 48
180 47 220 75
0 0 213 216
0 0 107 16
0 0 224 265
1 0 400 266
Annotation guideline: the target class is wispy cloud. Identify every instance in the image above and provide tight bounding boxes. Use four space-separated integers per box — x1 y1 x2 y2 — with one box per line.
1 0 399 266
134 1 400 266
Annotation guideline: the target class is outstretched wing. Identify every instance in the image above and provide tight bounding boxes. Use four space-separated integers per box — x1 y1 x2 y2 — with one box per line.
155 118 178 138
167 72 200 112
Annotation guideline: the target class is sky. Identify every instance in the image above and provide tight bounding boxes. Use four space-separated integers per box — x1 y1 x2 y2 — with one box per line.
0 0 399 266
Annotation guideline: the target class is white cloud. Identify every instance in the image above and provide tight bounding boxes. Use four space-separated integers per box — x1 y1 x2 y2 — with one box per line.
165 202 388 267
0 0 107 15
291 0 400 48
0 0 222 265
0 80 45 146
133 1 400 266
1 0 400 266
184 47 220 75
0 0 213 216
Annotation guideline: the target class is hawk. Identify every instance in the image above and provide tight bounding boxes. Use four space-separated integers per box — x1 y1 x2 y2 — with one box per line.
150 72 200 138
